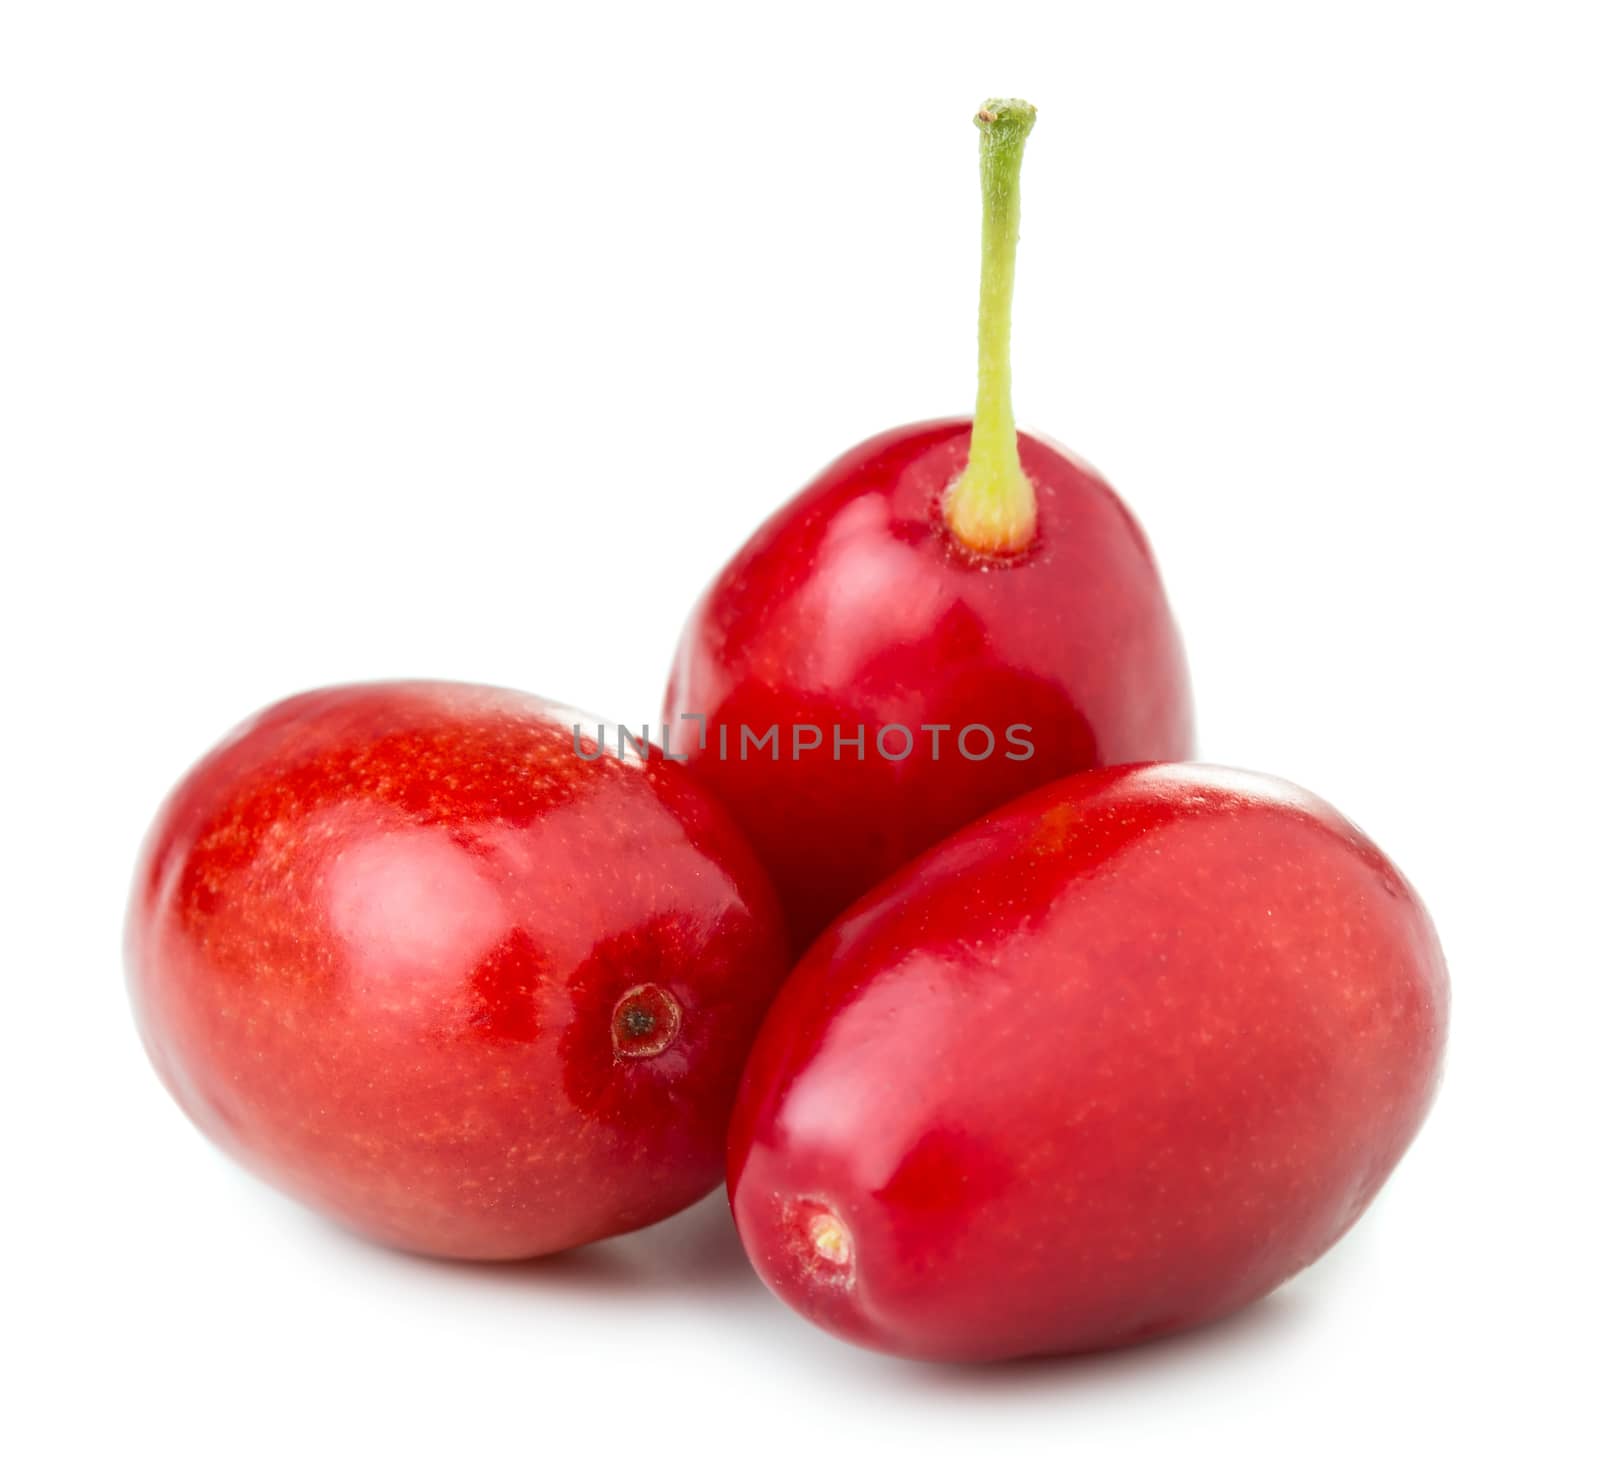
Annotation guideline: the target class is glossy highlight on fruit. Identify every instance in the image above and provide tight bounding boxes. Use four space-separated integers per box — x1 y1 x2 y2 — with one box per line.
667 100 1192 946
728 764 1448 1362
127 681 789 1259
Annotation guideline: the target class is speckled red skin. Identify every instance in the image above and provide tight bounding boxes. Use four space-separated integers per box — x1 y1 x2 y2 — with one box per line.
666 419 1194 949
127 682 789 1260
729 764 1448 1362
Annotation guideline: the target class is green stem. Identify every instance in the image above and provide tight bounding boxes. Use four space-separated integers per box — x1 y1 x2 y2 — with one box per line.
943 98 1038 555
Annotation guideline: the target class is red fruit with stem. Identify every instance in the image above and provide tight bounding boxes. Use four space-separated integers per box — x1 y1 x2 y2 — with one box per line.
729 764 1448 1362
667 100 1193 946
126 681 788 1259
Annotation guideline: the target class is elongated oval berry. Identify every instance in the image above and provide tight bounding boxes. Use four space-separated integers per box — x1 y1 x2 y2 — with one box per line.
728 764 1448 1361
127 681 788 1259
667 101 1192 948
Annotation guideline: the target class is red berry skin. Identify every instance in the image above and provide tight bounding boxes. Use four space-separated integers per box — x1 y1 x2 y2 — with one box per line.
126 682 789 1260
666 419 1194 948
728 764 1448 1362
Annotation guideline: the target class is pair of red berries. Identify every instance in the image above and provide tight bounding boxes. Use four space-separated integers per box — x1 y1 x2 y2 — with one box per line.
127 101 1447 1363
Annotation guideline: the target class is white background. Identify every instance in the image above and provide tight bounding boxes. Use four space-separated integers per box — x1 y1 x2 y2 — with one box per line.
4 3 1596 1469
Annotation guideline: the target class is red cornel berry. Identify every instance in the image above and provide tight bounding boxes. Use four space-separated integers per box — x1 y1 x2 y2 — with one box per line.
126 681 789 1259
667 100 1192 947
728 764 1448 1362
